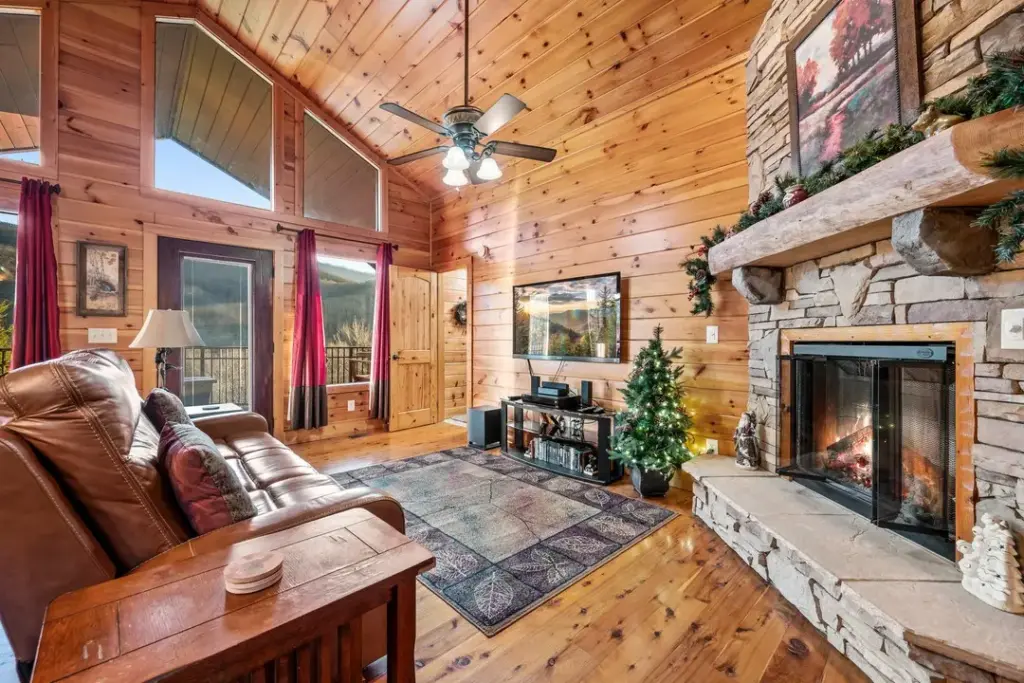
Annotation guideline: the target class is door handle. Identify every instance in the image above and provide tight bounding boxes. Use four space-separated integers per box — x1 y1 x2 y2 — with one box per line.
391 353 399 360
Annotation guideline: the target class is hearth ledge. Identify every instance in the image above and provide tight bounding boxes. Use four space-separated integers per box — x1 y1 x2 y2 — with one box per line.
684 455 1024 683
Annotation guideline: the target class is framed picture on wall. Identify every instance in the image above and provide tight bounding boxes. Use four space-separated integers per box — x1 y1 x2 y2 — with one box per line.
786 0 920 176
76 241 127 317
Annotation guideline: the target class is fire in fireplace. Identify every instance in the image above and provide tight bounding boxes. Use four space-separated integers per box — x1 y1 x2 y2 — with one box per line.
780 343 956 558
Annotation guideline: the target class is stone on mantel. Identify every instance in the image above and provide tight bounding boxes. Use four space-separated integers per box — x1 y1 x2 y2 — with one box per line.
732 266 784 305
892 208 996 276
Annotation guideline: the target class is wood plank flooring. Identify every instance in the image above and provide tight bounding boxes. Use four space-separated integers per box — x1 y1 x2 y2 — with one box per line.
301 423 869 683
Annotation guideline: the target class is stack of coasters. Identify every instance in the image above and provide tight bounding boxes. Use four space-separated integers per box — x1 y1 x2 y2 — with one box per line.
223 551 285 595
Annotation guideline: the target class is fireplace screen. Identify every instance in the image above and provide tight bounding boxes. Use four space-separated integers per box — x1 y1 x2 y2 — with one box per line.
780 343 956 558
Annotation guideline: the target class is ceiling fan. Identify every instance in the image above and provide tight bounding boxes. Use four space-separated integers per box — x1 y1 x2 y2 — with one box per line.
379 3 557 187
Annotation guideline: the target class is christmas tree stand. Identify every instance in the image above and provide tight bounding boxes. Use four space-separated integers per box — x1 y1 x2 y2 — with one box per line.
631 466 671 497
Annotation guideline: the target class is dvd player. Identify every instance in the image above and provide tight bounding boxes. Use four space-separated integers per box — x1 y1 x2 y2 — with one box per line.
520 393 581 410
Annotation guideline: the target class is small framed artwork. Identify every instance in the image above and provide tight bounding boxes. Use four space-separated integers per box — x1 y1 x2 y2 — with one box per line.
786 0 920 176
77 241 127 317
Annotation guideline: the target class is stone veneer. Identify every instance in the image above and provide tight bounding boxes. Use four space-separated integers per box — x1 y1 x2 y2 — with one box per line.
745 0 1024 200
746 239 1024 546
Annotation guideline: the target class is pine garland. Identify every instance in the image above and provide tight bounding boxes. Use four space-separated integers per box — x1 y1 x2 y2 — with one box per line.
931 48 1024 119
974 150 1024 262
609 325 694 475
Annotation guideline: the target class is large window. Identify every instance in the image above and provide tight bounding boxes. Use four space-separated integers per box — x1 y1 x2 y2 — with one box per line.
0 10 41 166
304 113 379 231
154 20 272 209
0 211 15 373
318 255 375 385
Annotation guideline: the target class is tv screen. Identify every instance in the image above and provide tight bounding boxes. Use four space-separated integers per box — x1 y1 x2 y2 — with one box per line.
512 273 621 363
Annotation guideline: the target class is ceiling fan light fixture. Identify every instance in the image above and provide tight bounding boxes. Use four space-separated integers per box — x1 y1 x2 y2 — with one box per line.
477 157 502 181
442 146 470 171
443 168 469 187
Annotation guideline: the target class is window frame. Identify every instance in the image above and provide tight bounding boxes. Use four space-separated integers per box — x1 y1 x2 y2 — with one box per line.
299 109 384 233
317 240 378 389
140 3 390 233
0 1 58 182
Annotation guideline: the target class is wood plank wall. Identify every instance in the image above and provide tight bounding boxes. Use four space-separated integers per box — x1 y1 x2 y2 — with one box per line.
0 1 431 444
441 268 467 420
431 1 766 455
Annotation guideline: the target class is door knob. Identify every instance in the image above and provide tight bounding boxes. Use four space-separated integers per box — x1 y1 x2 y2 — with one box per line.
391 353 399 360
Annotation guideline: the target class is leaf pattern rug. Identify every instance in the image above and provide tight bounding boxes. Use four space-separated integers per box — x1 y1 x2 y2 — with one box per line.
330 447 677 636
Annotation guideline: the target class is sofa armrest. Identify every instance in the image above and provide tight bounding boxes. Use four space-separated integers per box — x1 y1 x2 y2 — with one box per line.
135 487 405 571
192 411 268 440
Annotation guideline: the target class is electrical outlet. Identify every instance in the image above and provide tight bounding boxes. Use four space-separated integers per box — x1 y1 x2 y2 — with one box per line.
1002 308 1024 349
87 328 117 344
705 438 719 455
347 399 356 411
706 325 719 344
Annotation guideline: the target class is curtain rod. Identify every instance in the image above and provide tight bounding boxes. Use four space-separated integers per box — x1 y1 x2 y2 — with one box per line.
274 224 398 251
0 177 60 193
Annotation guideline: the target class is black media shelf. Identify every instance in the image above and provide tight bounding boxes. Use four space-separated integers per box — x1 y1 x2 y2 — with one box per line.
500 398 623 485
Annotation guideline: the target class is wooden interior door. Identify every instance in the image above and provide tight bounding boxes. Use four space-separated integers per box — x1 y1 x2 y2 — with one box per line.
389 266 438 431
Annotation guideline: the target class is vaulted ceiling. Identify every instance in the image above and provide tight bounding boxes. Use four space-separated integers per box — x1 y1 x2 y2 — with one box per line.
198 0 765 198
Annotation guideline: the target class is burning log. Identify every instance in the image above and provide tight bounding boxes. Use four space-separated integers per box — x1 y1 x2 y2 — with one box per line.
824 425 873 488
826 426 872 460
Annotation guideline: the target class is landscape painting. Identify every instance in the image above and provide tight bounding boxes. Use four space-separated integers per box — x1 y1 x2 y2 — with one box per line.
513 274 620 362
789 0 902 175
77 242 126 317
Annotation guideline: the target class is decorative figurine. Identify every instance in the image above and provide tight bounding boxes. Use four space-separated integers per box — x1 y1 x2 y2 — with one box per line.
956 513 1024 614
734 411 760 470
911 104 965 137
783 183 809 208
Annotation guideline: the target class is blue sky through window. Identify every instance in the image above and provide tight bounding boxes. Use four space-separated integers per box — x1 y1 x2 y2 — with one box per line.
0 149 40 165
155 138 271 209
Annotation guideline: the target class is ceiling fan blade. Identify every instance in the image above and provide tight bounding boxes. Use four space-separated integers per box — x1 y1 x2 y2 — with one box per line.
466 159 488 185
380 102 449 136
387 146 449 166
490 140 557 163
474 94 527 136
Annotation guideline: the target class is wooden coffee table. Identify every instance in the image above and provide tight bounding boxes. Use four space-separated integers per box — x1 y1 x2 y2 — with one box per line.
31 508 434 683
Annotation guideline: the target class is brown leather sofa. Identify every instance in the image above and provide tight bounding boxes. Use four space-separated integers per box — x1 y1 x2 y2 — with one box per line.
0 349 404 680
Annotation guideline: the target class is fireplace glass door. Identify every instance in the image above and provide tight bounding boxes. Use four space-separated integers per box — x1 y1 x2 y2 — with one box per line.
781 343 956 558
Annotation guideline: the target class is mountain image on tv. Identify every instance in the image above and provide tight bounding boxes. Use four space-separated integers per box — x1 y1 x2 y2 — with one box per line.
513 274 620 361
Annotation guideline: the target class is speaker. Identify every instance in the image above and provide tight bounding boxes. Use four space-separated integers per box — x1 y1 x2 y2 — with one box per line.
468 406 502 449
580 380 593 406
530 375 541 396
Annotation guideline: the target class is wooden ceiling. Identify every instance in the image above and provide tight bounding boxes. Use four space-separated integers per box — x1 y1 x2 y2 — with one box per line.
198 0 765 198
0 11 40 153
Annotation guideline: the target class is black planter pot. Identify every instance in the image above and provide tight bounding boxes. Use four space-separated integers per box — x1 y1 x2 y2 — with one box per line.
631 466 671 497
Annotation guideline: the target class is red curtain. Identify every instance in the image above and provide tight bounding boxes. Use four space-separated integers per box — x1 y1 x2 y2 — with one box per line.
369 243 393 421
11 178 60 370
288 229 328 429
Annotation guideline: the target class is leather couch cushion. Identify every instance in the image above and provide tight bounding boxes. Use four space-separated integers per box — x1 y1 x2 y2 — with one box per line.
160 422 258 535
142 388 192 432
0 350 191 570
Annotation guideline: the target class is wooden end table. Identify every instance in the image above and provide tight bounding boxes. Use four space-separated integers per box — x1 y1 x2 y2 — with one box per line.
31 508 434 683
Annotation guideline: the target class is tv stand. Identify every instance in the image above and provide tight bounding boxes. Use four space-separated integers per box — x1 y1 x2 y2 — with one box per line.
500 398 622 485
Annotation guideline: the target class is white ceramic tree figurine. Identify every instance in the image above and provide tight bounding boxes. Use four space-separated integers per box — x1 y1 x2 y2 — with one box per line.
956 513 1024 615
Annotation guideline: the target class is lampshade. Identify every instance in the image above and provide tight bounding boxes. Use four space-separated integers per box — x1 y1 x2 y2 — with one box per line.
477 157 502 181
130 310 205 349
442 146 470 171
442 168 469 187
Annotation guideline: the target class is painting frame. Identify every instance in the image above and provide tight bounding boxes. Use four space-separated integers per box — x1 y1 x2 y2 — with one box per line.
786 0 920 176
76 241 127 317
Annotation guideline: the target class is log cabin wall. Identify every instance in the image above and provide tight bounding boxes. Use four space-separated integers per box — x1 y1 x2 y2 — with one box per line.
0 1 431 444
432 0 773 457
747 0 1024 198
440 268 468 421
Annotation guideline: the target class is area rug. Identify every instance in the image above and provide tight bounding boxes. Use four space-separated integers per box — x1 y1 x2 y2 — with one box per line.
329 447 676 636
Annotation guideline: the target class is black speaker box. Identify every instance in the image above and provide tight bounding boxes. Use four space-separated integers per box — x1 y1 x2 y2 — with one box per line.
468 406 502 449
530 375 541 396
580 380 593 406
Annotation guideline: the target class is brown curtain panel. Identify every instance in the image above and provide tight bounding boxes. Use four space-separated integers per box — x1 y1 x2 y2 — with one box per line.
11 179 61 370
369 243 393 421
288 230 328 429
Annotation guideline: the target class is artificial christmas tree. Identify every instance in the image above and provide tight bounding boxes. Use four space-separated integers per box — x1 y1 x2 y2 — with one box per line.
609 325 694 496
956 513 1024 614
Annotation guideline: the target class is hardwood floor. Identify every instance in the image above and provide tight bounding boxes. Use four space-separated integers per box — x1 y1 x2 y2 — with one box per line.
297 423 869 683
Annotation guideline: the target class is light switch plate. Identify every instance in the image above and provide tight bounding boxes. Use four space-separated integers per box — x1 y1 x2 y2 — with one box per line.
705 438 719 455
87 328 117 344
706 325 719 344
1002 309 1024 349
347 399 356 411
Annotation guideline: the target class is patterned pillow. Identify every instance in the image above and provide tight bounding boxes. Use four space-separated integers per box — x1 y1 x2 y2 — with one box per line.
143 388 192 432
158 422 257 535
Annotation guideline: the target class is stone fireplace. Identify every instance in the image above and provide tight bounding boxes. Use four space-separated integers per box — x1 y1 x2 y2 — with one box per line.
780 342 958 558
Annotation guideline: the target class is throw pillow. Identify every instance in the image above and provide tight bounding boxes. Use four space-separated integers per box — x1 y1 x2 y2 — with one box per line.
159 422 257 535
144 388 192 432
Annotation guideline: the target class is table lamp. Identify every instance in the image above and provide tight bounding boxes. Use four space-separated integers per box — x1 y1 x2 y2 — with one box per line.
130 310 205 388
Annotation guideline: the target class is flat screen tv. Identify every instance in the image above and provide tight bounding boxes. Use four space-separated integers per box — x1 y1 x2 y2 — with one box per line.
512 273 621 363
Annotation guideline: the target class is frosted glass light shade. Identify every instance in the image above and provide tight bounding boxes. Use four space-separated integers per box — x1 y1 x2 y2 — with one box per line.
477 157 502 180
442 146 470 171
442 168 469 187
130 310 205 348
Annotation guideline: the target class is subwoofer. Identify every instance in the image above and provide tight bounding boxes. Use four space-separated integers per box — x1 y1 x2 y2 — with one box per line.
468 406 502 449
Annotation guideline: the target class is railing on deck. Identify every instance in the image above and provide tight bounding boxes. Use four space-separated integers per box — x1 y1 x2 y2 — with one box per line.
0 348 10 376
325 345 371 385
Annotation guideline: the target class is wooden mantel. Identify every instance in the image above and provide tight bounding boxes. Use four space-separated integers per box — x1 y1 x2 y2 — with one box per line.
708 109 1024 275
